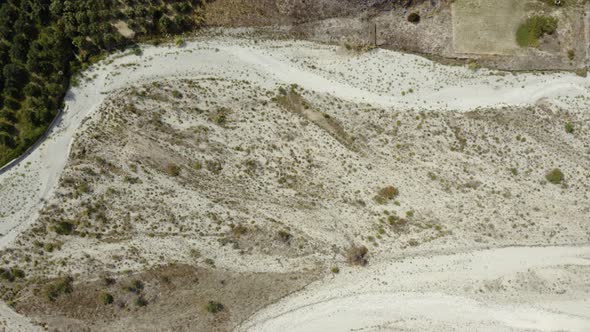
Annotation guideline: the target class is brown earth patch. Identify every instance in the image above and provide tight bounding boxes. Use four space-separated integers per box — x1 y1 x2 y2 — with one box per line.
15 264 318 332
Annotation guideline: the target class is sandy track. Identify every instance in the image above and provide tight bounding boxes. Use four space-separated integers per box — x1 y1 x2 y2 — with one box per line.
238 245 590 331
0 302 42 332
0 35 589 330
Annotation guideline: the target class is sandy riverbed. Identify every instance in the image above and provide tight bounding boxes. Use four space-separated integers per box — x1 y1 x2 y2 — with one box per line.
1 34 589 331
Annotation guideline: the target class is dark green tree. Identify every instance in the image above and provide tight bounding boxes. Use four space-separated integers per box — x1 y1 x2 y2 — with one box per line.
3 63 29 98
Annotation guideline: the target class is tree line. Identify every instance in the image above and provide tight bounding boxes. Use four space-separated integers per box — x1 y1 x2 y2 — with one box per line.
0 0 203 166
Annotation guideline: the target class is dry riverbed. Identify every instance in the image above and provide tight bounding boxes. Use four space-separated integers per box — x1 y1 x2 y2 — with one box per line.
0 34 589 331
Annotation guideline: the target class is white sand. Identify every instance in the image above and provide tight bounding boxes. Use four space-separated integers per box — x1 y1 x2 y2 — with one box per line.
1 35 589 331
0 302 42 332
238 245 590 331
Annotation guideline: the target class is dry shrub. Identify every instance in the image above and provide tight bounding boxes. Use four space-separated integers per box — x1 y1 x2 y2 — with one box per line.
346 244 368 266
277 230 293 244
165 163 180 176
374 186 399 204
230 224 248 237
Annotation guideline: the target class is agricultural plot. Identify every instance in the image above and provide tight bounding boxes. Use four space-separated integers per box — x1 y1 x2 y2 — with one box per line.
452 0 527 55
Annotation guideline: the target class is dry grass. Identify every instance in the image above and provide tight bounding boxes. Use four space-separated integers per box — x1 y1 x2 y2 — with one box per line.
15 265 318 331
452 0 525 55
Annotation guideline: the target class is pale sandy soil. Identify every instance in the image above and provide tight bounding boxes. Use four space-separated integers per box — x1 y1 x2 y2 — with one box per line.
0 302 42 332
0 34 589 331
238 246 590 331
1 35 588 247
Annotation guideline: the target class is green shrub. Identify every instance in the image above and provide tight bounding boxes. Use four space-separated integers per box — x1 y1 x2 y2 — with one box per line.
11 268 25 279
565 122 574 134
0 268 14 282
205 160 223 174
331 266 340 274
516 16 558 47
407 13 420 23
75 182 90 196
53 221 74 235
545 168 564 184
174 37 185 47
171 90 183 98
100 292 114 305
132 47 143 56
45 276 74 301
124 176 141 184
567 49 575 60
204 301 224 313
575 68 588 77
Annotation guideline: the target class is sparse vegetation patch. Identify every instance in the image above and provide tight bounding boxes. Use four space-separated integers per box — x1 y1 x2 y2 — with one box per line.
204 301 224 314
44 276 74 302
374 186 399 204
516 16 558 47
100 292 114 305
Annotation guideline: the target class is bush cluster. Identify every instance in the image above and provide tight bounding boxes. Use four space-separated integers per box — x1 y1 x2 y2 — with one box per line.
407 12 420 23
0 267 25 282
44 276 74 301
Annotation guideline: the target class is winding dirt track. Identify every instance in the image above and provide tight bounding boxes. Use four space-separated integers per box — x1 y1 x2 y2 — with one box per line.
1 36 589 331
